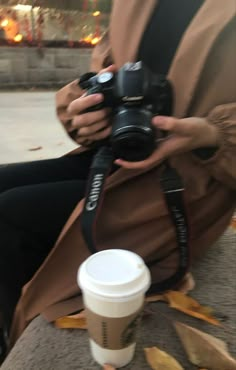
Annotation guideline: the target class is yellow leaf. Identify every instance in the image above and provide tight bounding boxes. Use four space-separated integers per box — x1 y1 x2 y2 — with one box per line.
164 291 221 326
144 347 184 370
145 273 195 303
175 322 236 370
54 310 87 329
66 310 86 319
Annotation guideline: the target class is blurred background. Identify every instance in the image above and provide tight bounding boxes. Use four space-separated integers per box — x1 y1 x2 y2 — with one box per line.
0 0 112 88
0 1 112 163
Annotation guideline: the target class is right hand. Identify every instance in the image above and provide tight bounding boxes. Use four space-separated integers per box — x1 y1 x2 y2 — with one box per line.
67 65 116 146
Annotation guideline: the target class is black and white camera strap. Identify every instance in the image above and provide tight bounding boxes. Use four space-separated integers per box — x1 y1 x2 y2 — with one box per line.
80 146 190 293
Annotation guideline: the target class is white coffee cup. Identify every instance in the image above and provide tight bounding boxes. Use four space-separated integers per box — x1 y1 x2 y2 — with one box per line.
78 249 151 368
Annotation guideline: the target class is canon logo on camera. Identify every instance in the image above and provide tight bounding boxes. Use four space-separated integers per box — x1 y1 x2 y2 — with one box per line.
85 174 104 211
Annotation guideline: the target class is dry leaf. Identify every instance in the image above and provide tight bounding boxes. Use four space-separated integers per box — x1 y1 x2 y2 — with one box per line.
175 322 236 370
145 290 220 325
54 310 87 329
103 365 116 370
145 273 195 303
28 146 42 151
66 310 86 319
164 291 220 326
144 347 184 370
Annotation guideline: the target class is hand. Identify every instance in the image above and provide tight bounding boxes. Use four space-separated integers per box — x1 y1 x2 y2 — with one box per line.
67 65 116 146
115 116 220 169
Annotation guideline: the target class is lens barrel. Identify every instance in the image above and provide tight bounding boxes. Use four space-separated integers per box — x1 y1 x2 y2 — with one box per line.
110 108 156 161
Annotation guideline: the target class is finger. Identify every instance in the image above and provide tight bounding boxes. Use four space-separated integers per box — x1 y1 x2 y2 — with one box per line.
99 64 117 75
115 136 186 169
76 137 93 147
153 116 205 136
115 158 150 169
72 108 111 129
88 126 112 141
152 116 180 132
75 126 111 144
78 119 110 136
115 152 159 169
67 93 103 116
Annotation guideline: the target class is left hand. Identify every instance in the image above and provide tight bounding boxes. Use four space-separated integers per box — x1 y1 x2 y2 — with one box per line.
115 116 220 169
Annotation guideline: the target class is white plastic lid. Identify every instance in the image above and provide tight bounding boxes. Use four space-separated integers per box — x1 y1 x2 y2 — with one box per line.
78 249 151 299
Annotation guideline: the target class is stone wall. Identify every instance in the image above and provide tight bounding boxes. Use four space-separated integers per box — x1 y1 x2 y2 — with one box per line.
0 47 93 88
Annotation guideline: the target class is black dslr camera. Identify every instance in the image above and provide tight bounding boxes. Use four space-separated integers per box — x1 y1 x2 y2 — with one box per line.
79 61 173 162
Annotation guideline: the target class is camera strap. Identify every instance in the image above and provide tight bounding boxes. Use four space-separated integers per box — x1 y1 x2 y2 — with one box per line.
148 163 190 293
81 147 114 254
81 147 190 293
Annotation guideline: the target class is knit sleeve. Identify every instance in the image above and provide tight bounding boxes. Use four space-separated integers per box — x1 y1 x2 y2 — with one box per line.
193 102 236 190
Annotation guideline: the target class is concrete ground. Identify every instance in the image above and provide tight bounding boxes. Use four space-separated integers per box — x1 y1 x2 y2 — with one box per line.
0 91 77 164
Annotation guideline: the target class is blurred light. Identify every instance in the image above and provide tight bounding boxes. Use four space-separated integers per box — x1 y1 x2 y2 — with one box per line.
91 36 101 45
14 33 23 42
1 19 9 28
93 11 101 17
83 35 92 43
14 4 32 11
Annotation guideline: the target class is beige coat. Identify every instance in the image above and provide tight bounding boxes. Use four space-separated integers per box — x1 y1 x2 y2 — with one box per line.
10 0 236 345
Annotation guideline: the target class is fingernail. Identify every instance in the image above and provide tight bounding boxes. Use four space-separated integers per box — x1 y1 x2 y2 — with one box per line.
94 94 103 102
153 116 168 124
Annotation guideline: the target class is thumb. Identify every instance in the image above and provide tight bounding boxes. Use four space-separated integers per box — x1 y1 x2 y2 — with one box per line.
99 64 117 75
153 116 200 135
153 116 180 132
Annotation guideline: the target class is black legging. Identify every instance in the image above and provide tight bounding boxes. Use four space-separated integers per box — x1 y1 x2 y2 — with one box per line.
0 150 96 327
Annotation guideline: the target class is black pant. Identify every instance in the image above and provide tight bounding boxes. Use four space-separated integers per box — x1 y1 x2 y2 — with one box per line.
0 150 95 328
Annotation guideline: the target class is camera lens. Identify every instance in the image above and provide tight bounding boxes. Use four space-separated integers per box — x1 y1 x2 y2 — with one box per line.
110 108 156 161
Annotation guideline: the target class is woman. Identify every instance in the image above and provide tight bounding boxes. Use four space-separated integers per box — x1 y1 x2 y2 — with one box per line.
1 0 235 357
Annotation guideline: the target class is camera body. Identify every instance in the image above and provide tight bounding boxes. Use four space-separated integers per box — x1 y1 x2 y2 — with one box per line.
79 61 173 161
